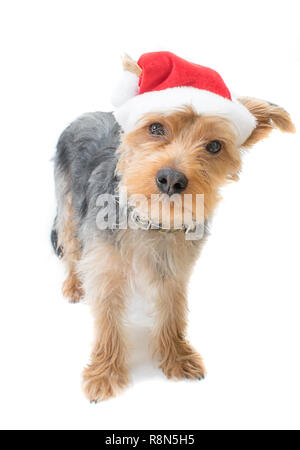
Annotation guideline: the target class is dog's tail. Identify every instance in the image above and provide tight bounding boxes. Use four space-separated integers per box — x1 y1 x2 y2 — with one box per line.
51 216 64 259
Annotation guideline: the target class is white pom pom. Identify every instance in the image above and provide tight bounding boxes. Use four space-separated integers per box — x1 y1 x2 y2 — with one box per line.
111 71 139 107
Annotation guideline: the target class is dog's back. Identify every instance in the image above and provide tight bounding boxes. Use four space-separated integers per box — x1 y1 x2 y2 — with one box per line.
52 111 121 255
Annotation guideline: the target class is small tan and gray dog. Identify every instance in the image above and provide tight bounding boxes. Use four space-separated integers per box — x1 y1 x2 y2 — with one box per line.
52 52 295 402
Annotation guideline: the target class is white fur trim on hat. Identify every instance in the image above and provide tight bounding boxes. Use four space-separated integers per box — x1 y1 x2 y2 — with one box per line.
113 86 256 146
111 71 140 107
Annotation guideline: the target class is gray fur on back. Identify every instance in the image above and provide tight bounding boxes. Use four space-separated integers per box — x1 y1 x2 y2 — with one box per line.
54 111 121 246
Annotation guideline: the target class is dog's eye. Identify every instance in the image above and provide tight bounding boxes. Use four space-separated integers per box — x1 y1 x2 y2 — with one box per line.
206 140 222 154
149 123 165 136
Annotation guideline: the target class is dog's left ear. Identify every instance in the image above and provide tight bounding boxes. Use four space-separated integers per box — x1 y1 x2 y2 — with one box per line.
238 97 296 147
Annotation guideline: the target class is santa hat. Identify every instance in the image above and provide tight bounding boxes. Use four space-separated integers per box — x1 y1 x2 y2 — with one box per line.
112 52 256 145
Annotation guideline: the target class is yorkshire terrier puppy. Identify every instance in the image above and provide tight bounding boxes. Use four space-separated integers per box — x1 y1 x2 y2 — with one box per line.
52 52 295 402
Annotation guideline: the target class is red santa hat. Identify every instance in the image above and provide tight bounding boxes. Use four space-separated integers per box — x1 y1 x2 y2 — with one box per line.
112 52 256 146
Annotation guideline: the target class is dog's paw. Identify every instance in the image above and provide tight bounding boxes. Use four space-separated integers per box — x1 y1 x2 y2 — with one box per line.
62 274 84 303
82 364 129 403
161 351 206 381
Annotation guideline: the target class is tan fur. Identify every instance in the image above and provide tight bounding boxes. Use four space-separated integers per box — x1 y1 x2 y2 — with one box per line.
58 103 294 402
78 227 205 401
238 97 296 147
79 242 130 402
122 53 142 76
152 277 206 379
58 196 83 303
117 107 241 219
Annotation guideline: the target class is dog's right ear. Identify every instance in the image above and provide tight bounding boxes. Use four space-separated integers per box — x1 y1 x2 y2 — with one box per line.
121 54 142 76
238 97 296 148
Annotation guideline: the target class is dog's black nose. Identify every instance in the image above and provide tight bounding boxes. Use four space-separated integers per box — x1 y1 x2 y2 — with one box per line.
156 167 188 195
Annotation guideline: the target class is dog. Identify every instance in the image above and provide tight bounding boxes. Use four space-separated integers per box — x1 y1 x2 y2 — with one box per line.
52 52 295 402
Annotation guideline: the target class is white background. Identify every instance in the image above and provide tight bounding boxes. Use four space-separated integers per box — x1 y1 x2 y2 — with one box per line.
0 0 299 430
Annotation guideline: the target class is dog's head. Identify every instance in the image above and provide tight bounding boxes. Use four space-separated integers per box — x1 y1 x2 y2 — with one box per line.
115 54 295 228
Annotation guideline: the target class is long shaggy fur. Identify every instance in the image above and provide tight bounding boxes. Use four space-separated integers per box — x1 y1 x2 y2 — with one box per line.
53 99 295 402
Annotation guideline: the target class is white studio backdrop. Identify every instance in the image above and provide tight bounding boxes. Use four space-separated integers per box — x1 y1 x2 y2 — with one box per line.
0 0 299 430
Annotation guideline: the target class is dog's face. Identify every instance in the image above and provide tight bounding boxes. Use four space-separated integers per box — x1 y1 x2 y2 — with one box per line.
117 107 240 225
117 100 295 228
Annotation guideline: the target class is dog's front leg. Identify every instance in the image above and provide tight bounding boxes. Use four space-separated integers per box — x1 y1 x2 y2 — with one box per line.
153 278 206 380
79 243 129 402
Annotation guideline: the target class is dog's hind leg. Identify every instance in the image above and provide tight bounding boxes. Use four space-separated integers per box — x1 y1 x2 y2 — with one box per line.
51 218 64 259
56 196 84 303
